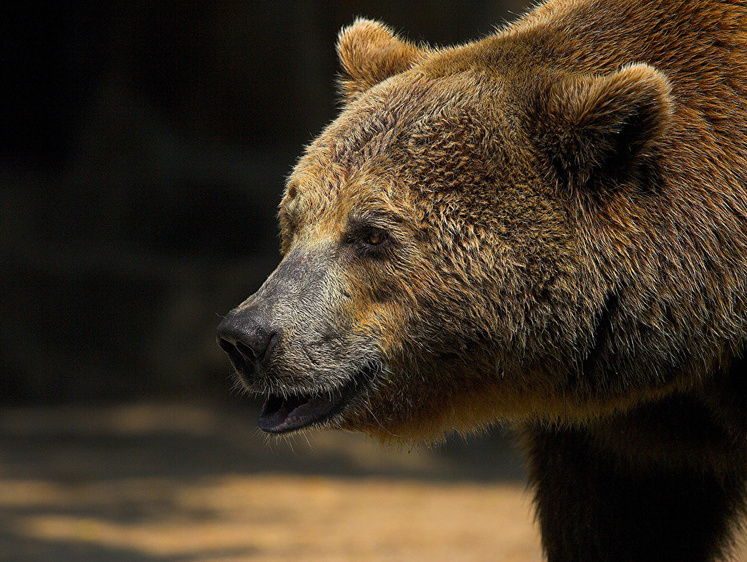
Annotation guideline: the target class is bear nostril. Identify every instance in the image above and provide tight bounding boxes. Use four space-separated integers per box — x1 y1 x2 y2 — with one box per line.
235 339 258 362
262 331 281 364
217 336 252 376
217 336 234 356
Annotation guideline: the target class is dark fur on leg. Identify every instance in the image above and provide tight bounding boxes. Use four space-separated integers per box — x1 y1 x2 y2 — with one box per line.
525 417 746 562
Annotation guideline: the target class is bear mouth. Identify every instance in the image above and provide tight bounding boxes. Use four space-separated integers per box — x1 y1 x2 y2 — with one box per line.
258 369 372 434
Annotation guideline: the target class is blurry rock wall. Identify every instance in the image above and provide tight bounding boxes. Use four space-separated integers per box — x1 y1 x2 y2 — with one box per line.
1 1 529 403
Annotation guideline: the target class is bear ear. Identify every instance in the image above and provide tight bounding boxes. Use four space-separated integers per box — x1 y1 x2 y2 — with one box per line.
336 18 428 103
535 63 673 188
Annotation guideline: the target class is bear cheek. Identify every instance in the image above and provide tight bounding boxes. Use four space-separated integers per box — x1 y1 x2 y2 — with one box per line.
345 297 406 358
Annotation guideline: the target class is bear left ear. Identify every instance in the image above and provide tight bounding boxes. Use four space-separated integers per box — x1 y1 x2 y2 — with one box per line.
336 18 428 103
534 63 673 187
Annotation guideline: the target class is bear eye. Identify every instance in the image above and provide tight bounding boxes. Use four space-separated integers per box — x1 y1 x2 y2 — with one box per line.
364 229 387 246
345 219 395 258
346 225 392 257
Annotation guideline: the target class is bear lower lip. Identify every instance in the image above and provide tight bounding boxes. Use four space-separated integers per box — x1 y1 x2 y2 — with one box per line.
258 391 344 434
257 367 373 434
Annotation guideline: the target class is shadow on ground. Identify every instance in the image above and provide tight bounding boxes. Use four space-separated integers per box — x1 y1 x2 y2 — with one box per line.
0 398 535 561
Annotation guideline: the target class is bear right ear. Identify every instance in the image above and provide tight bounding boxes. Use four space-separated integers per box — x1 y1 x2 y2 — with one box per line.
336 18 428 104
532 63 673 188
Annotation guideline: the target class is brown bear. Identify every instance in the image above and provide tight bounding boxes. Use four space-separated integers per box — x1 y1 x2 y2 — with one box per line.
217 0 747 560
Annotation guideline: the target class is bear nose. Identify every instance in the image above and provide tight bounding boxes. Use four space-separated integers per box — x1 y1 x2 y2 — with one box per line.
216 310 280 380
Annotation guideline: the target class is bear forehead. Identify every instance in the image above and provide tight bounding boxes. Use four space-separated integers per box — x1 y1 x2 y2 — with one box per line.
288 70 512 206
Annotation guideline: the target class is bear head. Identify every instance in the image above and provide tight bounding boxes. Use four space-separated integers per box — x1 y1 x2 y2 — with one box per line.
216 18 742 441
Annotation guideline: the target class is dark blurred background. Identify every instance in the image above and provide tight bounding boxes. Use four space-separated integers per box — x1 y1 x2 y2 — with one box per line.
1 0 532 406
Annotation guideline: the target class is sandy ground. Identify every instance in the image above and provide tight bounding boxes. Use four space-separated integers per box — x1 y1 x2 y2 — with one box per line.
0 400 744 561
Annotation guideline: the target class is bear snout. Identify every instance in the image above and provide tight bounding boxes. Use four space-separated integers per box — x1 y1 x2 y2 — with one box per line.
216 310 281 383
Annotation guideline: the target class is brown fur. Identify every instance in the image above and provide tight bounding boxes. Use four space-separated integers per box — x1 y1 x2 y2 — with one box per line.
218 1 747 559
278 2 747 438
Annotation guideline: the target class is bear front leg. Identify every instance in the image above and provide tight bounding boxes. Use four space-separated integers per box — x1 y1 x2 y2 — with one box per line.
524 424 743 562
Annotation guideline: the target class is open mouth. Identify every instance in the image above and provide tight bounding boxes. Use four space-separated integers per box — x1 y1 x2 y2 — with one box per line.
258 370 371 434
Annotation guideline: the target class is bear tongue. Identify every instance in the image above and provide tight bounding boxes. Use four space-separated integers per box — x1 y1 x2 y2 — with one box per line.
258 392 338 434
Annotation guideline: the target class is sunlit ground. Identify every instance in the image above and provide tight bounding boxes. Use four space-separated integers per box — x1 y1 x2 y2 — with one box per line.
0 401 539 561
1 401 744 561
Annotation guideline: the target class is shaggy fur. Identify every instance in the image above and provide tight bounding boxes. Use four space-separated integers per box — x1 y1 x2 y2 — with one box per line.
218 1 747 559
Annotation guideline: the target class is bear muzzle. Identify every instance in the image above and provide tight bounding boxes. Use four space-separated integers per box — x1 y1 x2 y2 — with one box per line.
218 309 350 434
